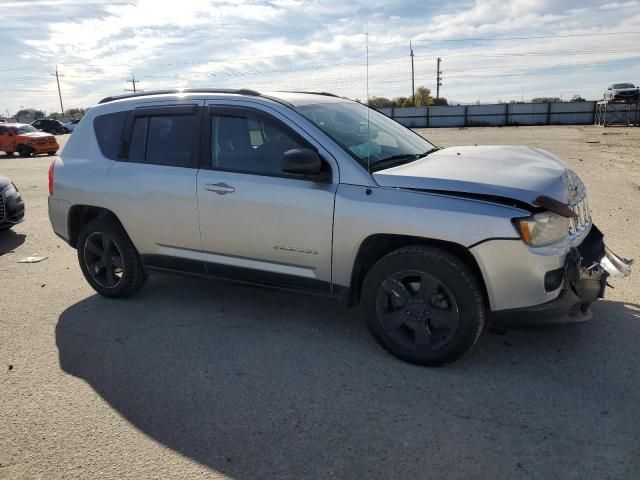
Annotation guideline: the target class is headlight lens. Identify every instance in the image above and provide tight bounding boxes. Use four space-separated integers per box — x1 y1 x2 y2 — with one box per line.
515 211 569 246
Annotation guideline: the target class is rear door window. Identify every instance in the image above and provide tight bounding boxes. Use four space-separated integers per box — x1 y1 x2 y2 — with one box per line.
127 113 199 168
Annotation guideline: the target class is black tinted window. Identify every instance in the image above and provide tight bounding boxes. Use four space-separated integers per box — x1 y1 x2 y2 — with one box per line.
212 112 308 175
127 114 197 168
147 116 196 167
94 111 127 160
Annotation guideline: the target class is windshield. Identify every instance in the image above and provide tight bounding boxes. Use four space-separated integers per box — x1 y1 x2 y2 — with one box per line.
613 83 635 89
17 125 38 134
295 101 436 171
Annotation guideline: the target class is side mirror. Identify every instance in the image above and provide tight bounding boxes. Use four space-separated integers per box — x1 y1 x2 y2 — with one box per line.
282 148 323 176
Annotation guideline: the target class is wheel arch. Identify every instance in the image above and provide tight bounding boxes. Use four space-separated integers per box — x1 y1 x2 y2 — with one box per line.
67 205 126 248
346 234 489 307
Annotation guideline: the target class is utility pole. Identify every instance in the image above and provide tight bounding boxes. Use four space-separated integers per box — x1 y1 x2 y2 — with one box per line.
54 65 64 115
126 74 139 93
410 41 415 106
436 57 442 102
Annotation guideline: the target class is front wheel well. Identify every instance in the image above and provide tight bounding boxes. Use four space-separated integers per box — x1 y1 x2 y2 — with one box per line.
67 205 124 248
347 234 488 307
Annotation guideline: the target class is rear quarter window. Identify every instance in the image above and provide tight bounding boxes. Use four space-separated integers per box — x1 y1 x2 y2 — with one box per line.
93 111 127 160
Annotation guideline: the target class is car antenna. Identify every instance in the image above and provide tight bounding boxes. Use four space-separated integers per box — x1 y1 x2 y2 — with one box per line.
366 29 371 174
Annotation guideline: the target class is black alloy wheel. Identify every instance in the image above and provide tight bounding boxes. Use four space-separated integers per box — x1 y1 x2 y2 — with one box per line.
376 270 460 352
77 218 147 298
83 231 124 289
362 246 485 366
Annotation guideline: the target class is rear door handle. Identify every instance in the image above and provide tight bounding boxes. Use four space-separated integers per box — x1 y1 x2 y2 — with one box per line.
204 182 235 195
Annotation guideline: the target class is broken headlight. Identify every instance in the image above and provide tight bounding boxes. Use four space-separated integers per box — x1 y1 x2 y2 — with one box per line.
515 211 569 246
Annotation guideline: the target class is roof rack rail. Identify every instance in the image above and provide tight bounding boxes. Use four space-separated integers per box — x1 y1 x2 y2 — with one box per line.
283 91 340 97
98 88 261 104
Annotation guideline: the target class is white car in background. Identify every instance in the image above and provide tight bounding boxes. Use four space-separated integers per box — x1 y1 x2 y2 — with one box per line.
604 83 640 102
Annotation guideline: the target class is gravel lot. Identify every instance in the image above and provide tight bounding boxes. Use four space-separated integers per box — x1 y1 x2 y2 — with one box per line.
1 126 639 479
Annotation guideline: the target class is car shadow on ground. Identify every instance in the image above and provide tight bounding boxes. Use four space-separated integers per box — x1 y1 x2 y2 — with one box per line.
0 229 26 254
55 274 640 479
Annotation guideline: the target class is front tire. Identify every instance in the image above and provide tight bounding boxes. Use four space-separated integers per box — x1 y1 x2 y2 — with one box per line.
362 246 485 366
77 219 146 298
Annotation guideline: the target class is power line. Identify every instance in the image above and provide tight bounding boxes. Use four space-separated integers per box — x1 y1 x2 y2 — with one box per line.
2 50 638 88
1 30 638 73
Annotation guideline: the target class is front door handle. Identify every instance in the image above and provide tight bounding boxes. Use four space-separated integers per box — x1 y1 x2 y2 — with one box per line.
204 182 235 195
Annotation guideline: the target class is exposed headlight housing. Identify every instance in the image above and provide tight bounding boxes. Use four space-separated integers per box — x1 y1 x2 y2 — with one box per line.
515 211 569 246
27 140 36 146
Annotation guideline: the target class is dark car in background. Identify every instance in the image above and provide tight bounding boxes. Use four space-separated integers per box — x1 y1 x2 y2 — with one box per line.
31 118 68 135
0 176 24 230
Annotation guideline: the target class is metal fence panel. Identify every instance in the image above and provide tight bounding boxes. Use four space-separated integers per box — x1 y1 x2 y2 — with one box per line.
467 104 507 126
392 107 429 128
375 101 639 127
428 105 466 127
549 101 595 124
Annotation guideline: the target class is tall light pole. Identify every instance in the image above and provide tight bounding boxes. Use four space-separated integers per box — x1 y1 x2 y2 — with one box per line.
410 41 415 106
436 57 442 102
126 74 139 93
54 65 64 115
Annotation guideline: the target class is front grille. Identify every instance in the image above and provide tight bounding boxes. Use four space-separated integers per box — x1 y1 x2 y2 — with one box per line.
0 194 5 222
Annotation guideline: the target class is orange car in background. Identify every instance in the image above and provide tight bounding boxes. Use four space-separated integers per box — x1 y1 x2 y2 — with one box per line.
0 123 59 157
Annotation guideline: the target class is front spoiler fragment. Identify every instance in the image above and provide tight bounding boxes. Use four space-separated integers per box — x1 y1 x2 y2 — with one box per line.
600 246 633 278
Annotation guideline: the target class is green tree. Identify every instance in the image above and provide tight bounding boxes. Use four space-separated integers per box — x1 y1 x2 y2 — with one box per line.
392 96 409 107
14 108 45 118
367 96 395 108
65 108 86 118
399 86 433 107
431 97 448 106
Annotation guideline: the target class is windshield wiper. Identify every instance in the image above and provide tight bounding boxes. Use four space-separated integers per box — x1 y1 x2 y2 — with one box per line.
370 148 439 171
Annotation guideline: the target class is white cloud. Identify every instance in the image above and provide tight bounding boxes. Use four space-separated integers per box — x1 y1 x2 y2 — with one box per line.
599 1 640 9
0 0 639 113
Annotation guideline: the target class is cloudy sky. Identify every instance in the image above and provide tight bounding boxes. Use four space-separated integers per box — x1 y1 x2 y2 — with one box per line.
1 0 639 115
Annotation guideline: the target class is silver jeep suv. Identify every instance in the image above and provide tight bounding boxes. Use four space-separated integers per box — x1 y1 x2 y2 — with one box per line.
48 89 632 365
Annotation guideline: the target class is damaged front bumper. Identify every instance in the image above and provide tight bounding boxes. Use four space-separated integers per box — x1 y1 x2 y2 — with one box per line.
492 225 632 326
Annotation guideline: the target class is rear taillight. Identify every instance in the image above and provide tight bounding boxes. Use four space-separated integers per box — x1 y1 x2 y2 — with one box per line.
48 160 55 196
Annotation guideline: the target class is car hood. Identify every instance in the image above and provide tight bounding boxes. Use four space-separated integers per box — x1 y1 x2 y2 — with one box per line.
21 131 55 139
373 145 570 206
0 175 11 189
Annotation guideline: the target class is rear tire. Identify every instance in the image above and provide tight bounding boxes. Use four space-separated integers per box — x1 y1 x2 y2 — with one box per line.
362 246 485 366
77 218 146 298
4 151 14 156
17 145 30 157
